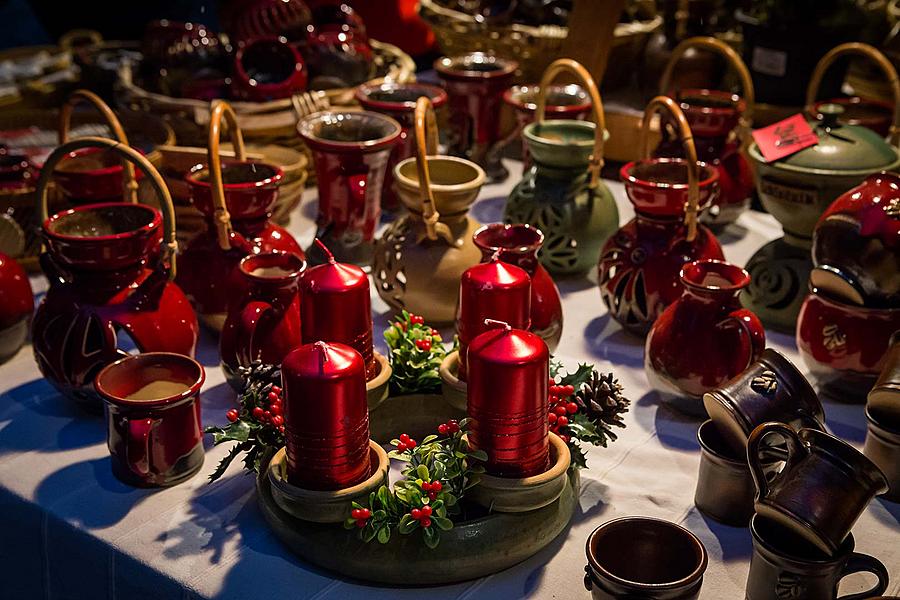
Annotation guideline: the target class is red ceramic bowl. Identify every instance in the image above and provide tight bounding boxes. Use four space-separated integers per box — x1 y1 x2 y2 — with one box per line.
675 89 746 139
53 147 146 202
355 82 448 118
502 83 592 118
231 36 307 102
620 157 719 217
185 160 284 220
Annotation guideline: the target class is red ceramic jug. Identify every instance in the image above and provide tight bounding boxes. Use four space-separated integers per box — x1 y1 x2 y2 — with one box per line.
473 223 563 353
220 251 306 390
656 37 755 228
180 101 304 331
645 259 766 415
0 251 33 363
599 96 725 336
31 137 199 410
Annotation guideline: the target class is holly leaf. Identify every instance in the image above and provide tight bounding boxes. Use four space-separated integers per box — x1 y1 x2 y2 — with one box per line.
207 442 248 483
558 363 595 392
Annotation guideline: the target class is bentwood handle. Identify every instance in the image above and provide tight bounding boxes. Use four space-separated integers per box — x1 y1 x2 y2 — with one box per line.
208 100 247 251
58 29 103 50
806 42 900 146
413 96 453 245
640 95 701 242
746 422 804 503
35 136 180 279
535 58 606 189
658 35 755 125
59 89 138 204
837 552 889 600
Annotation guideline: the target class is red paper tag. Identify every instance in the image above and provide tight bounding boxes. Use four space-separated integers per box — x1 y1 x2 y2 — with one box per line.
751 114 818 162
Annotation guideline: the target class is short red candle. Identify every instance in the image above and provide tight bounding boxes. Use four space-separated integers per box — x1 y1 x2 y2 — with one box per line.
457 257 531 381
282 341 371 490
299 240 376 379
466 321 549 477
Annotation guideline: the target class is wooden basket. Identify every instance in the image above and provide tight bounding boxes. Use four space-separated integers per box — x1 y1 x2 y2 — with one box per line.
418 0 662 82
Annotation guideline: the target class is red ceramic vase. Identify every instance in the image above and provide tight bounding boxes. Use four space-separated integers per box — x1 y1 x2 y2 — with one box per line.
473 223 563 352
231 36 308 102
220 251 306 390
645 259 766 415
95 352 205 487
180 160 303 330
0 252 33 363
599 158 724 335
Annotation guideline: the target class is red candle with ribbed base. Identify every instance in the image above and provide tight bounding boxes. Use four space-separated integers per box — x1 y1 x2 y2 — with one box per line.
299 240 376 379
457 257 531 381
282 341 371 490
467 320 549 477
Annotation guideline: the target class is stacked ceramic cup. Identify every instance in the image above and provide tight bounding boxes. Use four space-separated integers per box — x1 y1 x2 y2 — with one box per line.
865 332 900 504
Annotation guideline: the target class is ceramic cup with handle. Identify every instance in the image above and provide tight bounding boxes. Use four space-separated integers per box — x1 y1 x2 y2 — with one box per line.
863 406 900 503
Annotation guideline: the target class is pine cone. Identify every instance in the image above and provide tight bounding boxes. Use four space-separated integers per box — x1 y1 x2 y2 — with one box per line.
574 370 630 444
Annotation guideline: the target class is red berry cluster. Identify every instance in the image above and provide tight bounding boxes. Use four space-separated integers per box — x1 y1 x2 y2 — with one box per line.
350 507 371 528
410 505 433 528
409 314 425 325
436 419 460 436
396 433 417 453
421 480 443 501
548 380 577 443
249 386 285 433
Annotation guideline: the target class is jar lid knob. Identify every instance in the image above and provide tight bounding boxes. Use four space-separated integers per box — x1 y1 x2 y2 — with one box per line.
818 103 845 128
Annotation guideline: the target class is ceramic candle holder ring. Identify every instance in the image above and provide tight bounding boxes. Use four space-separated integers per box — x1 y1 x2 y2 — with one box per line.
439 350 467 412
366 351 391 411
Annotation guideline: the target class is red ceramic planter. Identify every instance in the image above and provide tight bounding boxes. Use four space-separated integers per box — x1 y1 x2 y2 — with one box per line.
0 252 33 363
220 251 306 390
645 260 765 415
231 36 307 102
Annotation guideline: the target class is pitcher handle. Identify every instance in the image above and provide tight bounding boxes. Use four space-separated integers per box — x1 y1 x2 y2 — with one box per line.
239 301 274 364
535 58 606 189
413 96 454 245
207 100 247 251
725 308 766 371
837 552 889 600
35 137 180 280
59 89 138 204
125 417 158 478
746 422 804 502
806 43 900 146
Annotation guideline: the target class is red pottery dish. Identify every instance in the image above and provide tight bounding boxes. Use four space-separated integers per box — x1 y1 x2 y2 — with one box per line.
645 259 765 416
53 147 146 203
355 82 448 211
0 252 33 363
811 97 894 138
220 251 306 390
298 110 400 266
796 288 900 400
231 36 307 102
473 223 563 353
95 352 205 487
32 137 199 411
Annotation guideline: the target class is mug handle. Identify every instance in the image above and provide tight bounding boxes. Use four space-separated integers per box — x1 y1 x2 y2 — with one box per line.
747 422 804 501
126 417 158 478
837 552 889 600
239 301 273 364
725 308 767 370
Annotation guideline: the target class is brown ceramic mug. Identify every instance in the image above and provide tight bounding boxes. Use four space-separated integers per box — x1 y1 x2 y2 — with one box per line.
863 406 900 503
748 422 889 555
703 348 825 455
868 331 900 424
583 516 707 599
95 352 205 487
747 515 889 600
695 419 756 526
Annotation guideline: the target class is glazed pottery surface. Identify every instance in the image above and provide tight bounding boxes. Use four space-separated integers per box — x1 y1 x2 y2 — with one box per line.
694 420 756 526
584 516 707 599
53 147 145 203
95 353 205 487
220 251 306 390
645 260 765 414
298 110 401 266
868 332 900 422
703 348 824 455
748 422 889 556
747 515 889 600
473 223 563 352
864 407 900 503
796 289 900 399
231 36 307 102
0 252 33 363
742 236 814 333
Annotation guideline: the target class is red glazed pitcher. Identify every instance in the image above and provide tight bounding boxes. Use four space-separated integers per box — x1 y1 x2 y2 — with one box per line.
220 251 306 390
180 101 303 331
599 96 724 336
31 137 199 410
0 251 33 363
645 259 766 416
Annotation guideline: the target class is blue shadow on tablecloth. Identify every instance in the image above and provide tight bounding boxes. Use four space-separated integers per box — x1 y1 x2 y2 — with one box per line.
583 315 643 369
470 194 505 225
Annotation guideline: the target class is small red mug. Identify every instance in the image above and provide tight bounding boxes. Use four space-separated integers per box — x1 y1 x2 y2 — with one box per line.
95 352 205 487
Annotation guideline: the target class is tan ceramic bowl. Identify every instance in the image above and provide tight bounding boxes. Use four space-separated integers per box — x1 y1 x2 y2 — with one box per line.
393 155 485 215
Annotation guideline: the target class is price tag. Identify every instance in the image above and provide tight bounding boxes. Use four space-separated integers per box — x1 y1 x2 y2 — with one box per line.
751 114 819 162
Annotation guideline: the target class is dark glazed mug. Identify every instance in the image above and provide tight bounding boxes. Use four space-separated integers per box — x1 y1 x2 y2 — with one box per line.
747 515 889 600
868 331 900 423
95 352 205 487
584 516 708 599
863 406 900 503
695 420 756 526
748 422 889 555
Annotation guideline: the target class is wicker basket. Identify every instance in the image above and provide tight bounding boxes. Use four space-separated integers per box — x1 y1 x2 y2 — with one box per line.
419 0 662 82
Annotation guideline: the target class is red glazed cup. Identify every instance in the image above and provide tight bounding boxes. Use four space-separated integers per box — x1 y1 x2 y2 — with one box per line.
231 36 307 102
185 160 284 221
620 158 719 217
95 352 205 487
53 147 146 203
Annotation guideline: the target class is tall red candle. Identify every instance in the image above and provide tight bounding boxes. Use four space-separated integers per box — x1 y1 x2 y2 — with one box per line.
457 257 531 381
282 341 371 490
467 321 549 477
299 240 376 379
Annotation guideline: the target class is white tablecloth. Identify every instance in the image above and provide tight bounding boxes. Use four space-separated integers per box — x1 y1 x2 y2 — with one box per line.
1 164 897 599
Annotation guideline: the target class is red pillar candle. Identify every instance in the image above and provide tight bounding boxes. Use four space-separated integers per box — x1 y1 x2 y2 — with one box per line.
467 320 549 477
282 341 371 490
299 240 376 379
457 257 531 381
